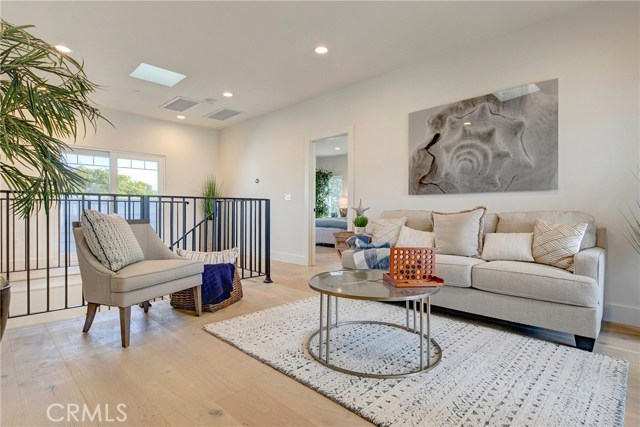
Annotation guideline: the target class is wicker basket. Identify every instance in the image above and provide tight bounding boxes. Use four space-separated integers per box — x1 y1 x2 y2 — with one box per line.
170 269 243 312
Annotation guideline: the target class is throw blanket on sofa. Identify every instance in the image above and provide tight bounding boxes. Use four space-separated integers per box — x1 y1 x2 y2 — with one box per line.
202 263 235 305
353 248 391 270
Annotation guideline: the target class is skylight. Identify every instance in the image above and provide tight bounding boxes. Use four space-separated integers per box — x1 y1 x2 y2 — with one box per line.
129 63 186 87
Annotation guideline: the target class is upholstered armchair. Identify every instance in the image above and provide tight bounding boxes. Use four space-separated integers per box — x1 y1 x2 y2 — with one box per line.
73 219 204 347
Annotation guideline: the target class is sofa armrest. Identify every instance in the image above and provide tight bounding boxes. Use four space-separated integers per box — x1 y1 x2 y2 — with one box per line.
574 247 605 282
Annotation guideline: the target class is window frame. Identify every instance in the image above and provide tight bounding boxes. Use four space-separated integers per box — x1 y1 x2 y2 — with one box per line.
64 147 166 195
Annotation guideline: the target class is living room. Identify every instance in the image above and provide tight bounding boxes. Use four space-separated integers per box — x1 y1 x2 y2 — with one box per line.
1 1 639 426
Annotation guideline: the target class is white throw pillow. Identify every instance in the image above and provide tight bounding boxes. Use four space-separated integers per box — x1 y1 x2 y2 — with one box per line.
370 217 407 246
432 206 487 257
80 209 144 271
176 247 239 265
481 233 534 262
396 226 435 248
532 219 587 271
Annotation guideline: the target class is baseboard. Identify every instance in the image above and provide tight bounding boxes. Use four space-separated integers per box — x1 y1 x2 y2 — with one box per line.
602 320 640 337
603 303 640 328
271 251 307 265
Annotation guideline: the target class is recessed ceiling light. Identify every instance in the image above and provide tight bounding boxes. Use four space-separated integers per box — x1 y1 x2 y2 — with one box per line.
55 45 73 53
315 46 328 54
176 115 186 120
334 147 341 151
463 122 471 126
129 63 186 87
222 92 233 98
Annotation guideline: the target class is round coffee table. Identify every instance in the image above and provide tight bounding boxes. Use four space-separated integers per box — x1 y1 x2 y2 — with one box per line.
305 269 442 378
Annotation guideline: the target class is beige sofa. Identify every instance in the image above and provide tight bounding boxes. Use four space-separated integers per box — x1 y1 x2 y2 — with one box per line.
341 210 606 351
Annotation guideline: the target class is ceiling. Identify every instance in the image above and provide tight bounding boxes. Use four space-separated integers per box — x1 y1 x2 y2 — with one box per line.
2 1 588 130
315 135 348 158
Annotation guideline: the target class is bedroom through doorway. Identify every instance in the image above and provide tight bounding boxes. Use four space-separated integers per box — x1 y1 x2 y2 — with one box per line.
310 133 352 265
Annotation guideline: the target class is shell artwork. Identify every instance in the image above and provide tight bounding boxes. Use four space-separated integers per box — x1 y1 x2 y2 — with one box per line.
409 79 558 195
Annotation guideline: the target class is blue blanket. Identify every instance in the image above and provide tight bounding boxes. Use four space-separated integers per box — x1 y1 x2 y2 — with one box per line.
202 263 235 305
315 217 348 229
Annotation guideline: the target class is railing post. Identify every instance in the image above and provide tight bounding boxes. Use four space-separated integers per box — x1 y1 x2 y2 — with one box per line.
141 196 150 221
264 199 272 283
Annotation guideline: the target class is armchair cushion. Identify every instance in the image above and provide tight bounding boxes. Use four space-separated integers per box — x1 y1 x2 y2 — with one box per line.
81 209 144 271
112 259 203 293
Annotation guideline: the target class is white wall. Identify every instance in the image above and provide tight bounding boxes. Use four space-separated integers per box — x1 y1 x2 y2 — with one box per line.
71 108 220 197
317 155 348 197
218 3 640 326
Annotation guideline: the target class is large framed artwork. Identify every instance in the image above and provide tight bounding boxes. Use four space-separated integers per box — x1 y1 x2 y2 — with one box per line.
409 79 558 195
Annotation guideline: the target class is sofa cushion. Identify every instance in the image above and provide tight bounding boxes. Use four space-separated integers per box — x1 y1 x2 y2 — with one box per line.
472 261 598 307
396 226 435 247
112 259 204 293
380 210 432 231
80 209 144 271
481 233 534 262
496 211 597 250
532 219 587 272
435 254 486 288
432 206 487 257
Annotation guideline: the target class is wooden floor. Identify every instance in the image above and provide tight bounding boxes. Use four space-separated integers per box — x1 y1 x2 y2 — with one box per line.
1 246 639 426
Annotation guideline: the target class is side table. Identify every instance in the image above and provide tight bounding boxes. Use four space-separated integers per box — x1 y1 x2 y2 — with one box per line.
333 231 354 257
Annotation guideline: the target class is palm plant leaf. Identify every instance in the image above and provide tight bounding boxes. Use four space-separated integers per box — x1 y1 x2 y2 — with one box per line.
0 20 109 218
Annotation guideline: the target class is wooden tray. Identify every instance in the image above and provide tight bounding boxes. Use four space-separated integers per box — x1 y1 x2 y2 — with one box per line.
383 272 445 288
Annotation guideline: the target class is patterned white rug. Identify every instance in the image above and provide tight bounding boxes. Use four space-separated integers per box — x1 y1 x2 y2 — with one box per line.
203 297 628 427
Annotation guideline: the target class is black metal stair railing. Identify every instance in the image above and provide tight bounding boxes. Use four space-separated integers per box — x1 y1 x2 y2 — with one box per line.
0 190 271 318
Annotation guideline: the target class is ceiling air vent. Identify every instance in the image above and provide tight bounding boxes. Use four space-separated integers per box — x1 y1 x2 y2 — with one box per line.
160 97 200 112
205 108 241 121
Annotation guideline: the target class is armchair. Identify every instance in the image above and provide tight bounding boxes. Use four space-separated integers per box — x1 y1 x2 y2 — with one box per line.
73 219 204 347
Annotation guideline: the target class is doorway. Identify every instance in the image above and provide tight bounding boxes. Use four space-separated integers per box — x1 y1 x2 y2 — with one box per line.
308 130 354 266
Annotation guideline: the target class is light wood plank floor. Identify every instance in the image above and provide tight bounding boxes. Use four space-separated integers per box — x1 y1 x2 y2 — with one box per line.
1 246 638 426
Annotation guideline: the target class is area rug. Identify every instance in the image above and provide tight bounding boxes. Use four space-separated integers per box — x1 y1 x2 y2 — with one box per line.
203 297 628 427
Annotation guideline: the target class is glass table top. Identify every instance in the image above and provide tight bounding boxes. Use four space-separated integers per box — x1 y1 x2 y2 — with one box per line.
308 269 440 301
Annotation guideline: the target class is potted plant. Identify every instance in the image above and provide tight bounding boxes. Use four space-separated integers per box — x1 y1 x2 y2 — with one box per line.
353 215 369 234
200 175 223 251
0 20 107 341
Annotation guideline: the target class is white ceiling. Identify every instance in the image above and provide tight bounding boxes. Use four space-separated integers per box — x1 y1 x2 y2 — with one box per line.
2 1 588 130
315 135 348 157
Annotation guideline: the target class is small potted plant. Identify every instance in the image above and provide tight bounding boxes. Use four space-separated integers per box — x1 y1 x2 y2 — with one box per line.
353 215 369 234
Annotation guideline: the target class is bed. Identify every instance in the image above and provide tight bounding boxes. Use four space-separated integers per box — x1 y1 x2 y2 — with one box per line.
315 217 348 246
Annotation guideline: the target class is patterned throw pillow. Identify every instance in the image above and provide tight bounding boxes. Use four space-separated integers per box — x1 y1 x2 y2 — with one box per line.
80 209 144 271
432 206 487 257
532 219 588 271
175 247 239 265
370 217 407 246
396 226 435 247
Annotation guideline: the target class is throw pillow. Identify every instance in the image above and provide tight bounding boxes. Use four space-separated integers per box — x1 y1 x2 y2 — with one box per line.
432 206 487 257
532 219 587 271
80 209 144 271
396 226 435 247
176 247 239 265
481 233 534 262
370 217 407 246
354 240 391 251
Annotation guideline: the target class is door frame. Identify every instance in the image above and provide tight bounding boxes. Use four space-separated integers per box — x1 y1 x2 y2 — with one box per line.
305 127 355 266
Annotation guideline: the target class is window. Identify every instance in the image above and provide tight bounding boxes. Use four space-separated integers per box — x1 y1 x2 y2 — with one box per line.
63 149 164 195
327 176 343 217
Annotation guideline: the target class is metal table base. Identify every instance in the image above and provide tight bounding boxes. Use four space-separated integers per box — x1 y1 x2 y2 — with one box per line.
305 294 442 379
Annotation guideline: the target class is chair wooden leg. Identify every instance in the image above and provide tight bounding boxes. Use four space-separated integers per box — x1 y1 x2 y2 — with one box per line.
119 306 131 348
193 285 202 317
142 300 150 313
82 303 99 333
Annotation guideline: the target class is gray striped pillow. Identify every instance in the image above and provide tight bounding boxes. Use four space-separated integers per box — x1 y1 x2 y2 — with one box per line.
532 219 587 271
